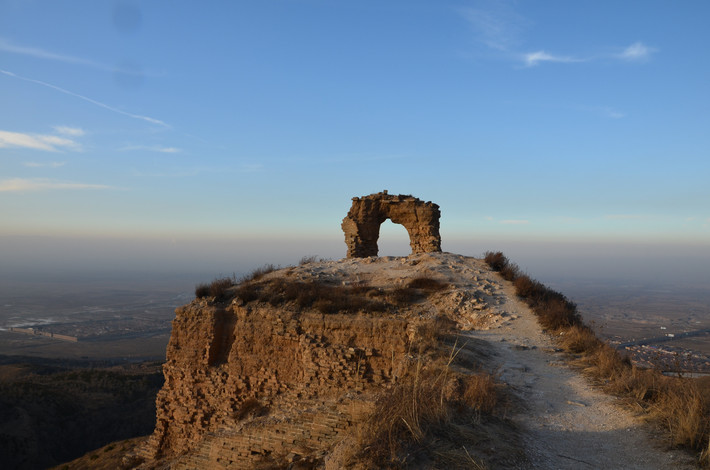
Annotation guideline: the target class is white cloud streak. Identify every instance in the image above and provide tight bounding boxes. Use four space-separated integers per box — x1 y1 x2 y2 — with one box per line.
523 51 583 67
458 5 526 51
0 130 80 152
0 69 168 127
119 145 181 153
0 37 105 67
458 7 656 68
0 178 111 192
23 161 66 168
618 42 655 61
53 126 85 136
0 37 146 76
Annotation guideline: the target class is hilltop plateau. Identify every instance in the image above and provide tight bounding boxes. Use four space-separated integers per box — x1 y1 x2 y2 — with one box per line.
59 252 707 469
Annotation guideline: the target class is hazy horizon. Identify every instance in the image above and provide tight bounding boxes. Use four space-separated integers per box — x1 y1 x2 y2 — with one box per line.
2 232 709 287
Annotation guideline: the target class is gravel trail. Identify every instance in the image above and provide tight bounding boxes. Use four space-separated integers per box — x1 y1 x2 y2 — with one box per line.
473 276 697 469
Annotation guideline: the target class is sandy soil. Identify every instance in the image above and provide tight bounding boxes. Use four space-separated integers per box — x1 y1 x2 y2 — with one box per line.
287 253 697 469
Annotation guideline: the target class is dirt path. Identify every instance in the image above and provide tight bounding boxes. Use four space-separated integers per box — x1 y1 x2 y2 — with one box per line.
472 278 697 469
281 253 698 468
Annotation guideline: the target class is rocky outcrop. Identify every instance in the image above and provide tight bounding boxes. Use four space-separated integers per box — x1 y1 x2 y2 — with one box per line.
139 254 507 469
342 191 442 258
143 293 412 467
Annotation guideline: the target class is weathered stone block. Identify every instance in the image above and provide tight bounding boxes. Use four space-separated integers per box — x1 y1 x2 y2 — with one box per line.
342 191 442 257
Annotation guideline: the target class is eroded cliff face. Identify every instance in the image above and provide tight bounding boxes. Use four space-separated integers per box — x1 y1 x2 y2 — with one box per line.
140 254 506 469
146 301 409 463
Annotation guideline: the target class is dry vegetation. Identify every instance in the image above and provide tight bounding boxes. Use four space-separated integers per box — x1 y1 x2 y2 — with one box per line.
350 324 525 469
195 266 449 317
195 264 522 468
485 251 710 467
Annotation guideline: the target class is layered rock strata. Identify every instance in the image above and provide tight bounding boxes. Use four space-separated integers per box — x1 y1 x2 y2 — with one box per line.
144 296 411 467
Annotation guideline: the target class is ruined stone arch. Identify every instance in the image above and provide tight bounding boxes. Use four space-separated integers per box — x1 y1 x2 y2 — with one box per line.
342 191 442 258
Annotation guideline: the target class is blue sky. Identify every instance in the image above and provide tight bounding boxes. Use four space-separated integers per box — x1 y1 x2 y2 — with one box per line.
1 0 709 268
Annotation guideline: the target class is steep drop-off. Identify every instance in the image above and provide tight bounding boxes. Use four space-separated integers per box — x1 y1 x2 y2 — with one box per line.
137 254 510 468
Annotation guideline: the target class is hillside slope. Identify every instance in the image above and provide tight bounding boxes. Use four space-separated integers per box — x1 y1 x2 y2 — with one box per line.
62 253 698 469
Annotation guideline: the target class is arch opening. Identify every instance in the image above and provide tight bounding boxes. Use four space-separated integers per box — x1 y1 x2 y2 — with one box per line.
377 219 412 257
342 191 442 258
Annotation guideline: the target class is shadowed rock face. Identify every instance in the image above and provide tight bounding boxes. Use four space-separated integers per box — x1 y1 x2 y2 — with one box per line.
342 191 442 258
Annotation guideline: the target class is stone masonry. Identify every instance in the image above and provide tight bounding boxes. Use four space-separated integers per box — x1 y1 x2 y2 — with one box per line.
342 191 442 258
142 298 412 467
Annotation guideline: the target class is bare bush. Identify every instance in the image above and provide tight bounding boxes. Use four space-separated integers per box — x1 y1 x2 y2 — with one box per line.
195 277 234 301
406 276 448 292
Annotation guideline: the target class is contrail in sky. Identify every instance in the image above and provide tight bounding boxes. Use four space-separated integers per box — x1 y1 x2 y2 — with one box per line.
0 69 169 128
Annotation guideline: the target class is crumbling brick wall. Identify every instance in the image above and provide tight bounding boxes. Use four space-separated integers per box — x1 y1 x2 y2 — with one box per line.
144 298 413 466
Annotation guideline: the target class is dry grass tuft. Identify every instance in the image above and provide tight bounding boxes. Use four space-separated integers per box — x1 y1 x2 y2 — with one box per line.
559 325 601 354
406 276 448 292
195 264 280 301
353 363 510 469
465 373 500 412
234 274 449 316
195 277 234 301
235 278 389 314
240 264 278 283
349 321 523 469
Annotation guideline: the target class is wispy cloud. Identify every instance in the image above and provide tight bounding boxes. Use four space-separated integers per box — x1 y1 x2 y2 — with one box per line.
499 219 529 225
23 161 66 168
523 51 584 67
119 145 181 153
53 126 85 137
582 105 625 119
0 37 105 67
0 69 168 127
458 6 656 68
0 178 111 192
458 4 527 52
0 37 146 76
523 42 655 67
617 41 656 61
603 107 625 119
0 129 81 152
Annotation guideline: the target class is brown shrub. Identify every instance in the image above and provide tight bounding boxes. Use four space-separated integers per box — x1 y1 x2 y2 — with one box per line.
240 264 278 283
195 277 234 301
559 325 601 354
512 274 538 298
535 297 581 330
483 251 508 272
406 276 448 292
389 287 421 305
